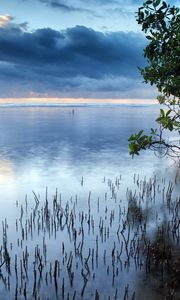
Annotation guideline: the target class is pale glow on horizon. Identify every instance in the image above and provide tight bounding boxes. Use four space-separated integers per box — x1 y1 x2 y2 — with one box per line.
0 98 157 105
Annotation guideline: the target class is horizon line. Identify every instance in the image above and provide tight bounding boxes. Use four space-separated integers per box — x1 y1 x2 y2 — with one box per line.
0 97 157 105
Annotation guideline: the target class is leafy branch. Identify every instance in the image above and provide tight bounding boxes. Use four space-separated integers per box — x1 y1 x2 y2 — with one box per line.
129 0 180 163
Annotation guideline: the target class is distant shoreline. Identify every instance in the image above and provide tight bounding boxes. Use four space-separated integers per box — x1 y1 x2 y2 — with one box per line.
0 102 159 108
0 104 159 109
0 97 157 106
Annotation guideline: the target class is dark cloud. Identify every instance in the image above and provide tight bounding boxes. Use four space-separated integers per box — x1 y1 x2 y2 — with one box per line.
0 24 151 98
21 0 139 15
32 0 141 9
40 0 76 11
28 0 178 23
36 0 92 13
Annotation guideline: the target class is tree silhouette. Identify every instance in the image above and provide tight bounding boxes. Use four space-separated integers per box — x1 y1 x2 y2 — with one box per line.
129 0 180 163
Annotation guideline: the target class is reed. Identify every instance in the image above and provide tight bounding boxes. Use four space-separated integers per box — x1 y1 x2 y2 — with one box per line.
0 173 179 299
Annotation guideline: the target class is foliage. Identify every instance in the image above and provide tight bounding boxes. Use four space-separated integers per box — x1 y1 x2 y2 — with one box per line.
129 0 180 161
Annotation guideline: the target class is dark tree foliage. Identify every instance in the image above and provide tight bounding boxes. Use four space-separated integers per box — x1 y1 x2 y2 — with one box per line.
129 0 180 162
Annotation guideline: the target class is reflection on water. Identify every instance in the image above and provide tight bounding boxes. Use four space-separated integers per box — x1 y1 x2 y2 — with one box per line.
0 105 168 198
0 105 179 299
0 159 15 184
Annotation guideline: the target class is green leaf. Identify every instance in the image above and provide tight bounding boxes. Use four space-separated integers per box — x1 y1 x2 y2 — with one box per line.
153 0 161 8
160 109 165 117
136 130 143 139
129 143 135 151
150 128 157 134
162 1 167 9
128 134 136 141
146 0 153 4
161 19 167 30
166 109 171 116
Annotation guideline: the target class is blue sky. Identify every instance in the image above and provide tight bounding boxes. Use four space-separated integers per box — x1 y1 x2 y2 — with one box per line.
0 0 177 99
0 0 142 32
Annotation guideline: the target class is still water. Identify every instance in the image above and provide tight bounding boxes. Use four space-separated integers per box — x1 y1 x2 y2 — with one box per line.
0 105 179 299
0 105 167 217
0 105 169 204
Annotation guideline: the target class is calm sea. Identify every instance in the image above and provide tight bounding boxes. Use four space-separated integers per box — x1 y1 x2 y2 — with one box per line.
0 104 178 299
0 104 169 197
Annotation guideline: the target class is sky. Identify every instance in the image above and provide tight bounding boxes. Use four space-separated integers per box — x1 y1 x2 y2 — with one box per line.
0 0 178 100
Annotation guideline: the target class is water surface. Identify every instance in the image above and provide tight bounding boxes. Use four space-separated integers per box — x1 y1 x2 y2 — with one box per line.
0 105 168 203
0 105 179 299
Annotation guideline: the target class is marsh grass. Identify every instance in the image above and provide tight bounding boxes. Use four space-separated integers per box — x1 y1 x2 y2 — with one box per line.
0 172 179 299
